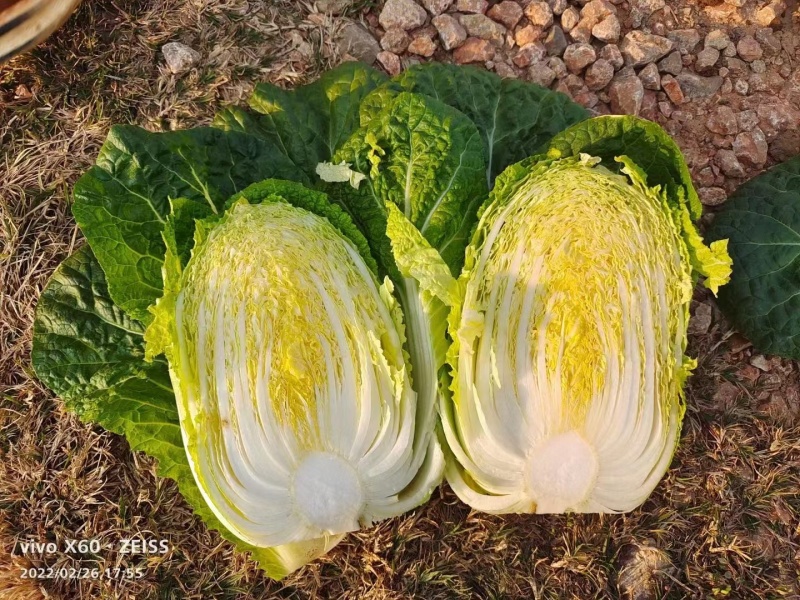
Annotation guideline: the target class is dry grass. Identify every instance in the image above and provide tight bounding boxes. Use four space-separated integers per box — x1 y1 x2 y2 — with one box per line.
1 1 799 599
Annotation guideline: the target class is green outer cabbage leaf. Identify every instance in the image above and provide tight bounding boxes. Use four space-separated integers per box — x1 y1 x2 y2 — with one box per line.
360 63 590 186
72 126 307 323
213 62 387 181
31 246 339 580
707 155 800 359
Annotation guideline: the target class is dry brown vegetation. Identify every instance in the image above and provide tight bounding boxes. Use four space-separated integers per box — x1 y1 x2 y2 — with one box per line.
0 1 798 599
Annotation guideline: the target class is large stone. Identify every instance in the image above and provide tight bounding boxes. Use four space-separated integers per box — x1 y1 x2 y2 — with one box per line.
408 34 437 56
456 0 488 13
563 43 596 73
338 21 380 63
379 0 428 30
657 50 682 75
715 149 746 178
453 37 495 62
513 42 547 67
620 31 673 67
377 51 402 76
676 72 723 99
705 29 730 50
695 47 720 73
544 25 567 56
639 63 660 89
661 75 684 104
666 28 701 53
592 15 620 43
525 2 554 28
600 44 624 69
461 14 506 43
515 24 545 47
733 129 768 166
381 27 412 53
757 102 800 138
528 60 557 87
560 6 580 31
706 106 738 136
162 42 201 74
420 0 453 15
737 36 763 62
432 14 466 50
609 74 644 115
487 0 523 29
585 58 614 90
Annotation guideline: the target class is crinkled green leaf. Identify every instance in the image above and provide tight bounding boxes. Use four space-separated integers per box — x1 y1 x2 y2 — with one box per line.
328 91 488 278
707 155 800 359
72 125 306 323
542 115 702 219
362 63 589 186
31 246 339 580
213 62 386 180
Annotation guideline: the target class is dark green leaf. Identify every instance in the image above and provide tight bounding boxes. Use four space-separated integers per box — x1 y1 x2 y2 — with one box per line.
707 155 800 358
72 126 306 322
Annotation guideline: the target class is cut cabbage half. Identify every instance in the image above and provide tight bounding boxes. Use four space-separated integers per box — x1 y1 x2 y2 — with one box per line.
148 192 443 557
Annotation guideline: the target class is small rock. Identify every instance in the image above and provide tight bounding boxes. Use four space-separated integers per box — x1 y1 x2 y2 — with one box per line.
609 73 644 115
525 1 554 27
755 1 785 27
716 149 746 177
695 47 720 73
544 25 567 56
713 381 740 408
689 302 713 334
547 56 567 78
600 44 624 69
377 50 402 76
592 14 620 43
488 0 524 29
379 0 428 30
733 79 750 96
658 101 672 117
408 34 437 56
548 0 567 15
433 14 467 50
580 0 616 23
729 333 752 353
528 60 557 86
667 29 701 53
563 43 596 73
705 29 730 50
695 166 715 187
657 50 682 75
382 27 412 53
750 354 771 371
661 74 684 104
737 36 763 62
617 544 673 600
513 42 547 67
162 42 201 74
723 41 737 57
639 63 660 90
560 6 580 31
769 130 800 162
620 31 673 67
585 58 614 90
456 0 488 12
453 37 495 62
420 0 453 15
737 110 758 131
734 129 769 166
461 14 506 44
515 24 545 46
755 28 782 55
676 72 723 99
706 106 738 136
699 187 727 205
751 59 767 74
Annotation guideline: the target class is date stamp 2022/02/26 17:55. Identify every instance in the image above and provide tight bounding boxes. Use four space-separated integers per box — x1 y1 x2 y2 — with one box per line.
15 536 170 581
